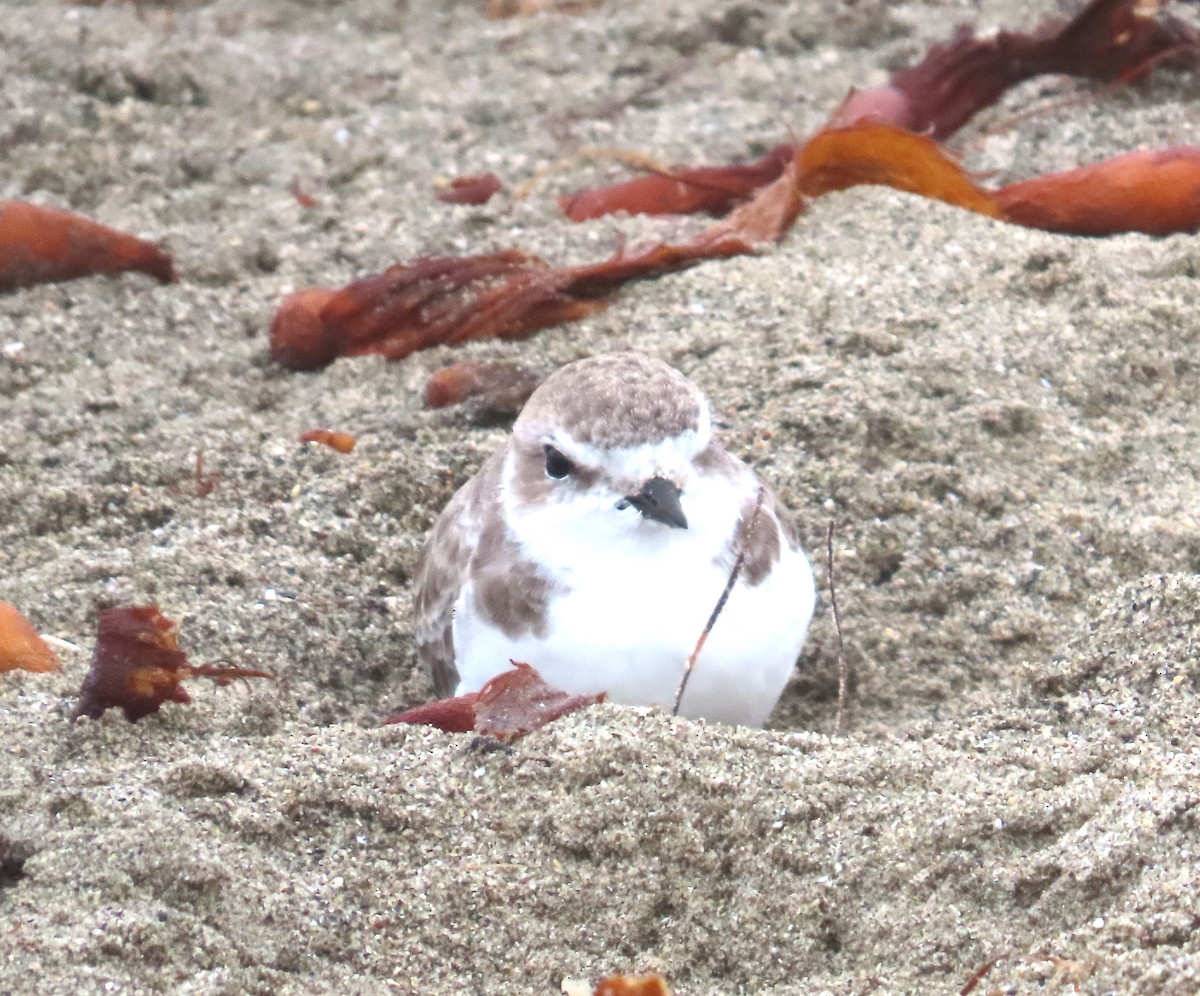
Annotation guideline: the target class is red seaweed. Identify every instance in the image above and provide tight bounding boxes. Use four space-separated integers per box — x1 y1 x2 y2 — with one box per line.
73 606 272 722
798 120 1200 238
563 0 1200 220
994 146 1200 236
269 157 805 371
270 252 605 371
269 1 1200 372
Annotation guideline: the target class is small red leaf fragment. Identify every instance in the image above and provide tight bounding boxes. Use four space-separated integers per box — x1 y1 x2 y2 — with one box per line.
995 146 1200 236
384 662 603 738
0 601 61 674
594 975 674 996
290 175 318 208
298 428 357 453
474 661 604 738
423 361 540 414
0 201 175 292
434 172 504 206
74 605 272 722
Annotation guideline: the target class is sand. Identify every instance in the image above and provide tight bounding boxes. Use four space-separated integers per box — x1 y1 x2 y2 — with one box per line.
2 0 1199 992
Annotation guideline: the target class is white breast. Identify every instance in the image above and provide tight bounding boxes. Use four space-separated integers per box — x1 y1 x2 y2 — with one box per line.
452 460 815 727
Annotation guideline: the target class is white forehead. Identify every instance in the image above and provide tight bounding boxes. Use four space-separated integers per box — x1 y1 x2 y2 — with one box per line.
549 403 713 485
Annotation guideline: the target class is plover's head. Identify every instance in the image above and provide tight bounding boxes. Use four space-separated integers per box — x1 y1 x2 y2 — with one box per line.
501 353 725 544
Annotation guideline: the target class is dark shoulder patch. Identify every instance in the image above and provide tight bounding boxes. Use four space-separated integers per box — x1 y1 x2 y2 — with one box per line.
714 486 799 588
470 517 564 639
734 491 782 587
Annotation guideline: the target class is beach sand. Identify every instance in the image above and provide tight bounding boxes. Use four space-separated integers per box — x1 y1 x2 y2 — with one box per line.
2 0 1199 992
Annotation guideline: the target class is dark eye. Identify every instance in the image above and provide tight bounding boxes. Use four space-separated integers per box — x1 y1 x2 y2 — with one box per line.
543 445 574 479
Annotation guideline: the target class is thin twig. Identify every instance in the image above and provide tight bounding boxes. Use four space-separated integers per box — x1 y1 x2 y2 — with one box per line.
828 520 848 735
674 485 766 717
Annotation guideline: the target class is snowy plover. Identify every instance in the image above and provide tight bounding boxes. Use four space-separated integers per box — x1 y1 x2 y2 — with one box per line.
413 352 815 727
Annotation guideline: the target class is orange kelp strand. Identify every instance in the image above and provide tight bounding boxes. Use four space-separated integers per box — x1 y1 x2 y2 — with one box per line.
0 201 175 291
797 122 1002 219
996 147 1200 237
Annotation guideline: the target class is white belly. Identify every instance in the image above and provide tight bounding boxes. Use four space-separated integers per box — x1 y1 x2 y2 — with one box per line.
453 523 815 727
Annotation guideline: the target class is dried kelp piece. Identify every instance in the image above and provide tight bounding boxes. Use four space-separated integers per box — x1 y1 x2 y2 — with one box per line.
0 601 61 674
434 172 504 206
423 361 541 416
836 0 1199 139
268 164 803 371
994 146 1200 236
1031 0 1199 82
270 252 606 371
0 201 175 292
384 661 604 738
270 2 1200 372
559 144 795 221
799 120 1200 238
563 0 1200 222
265 288 341 370
74 605 272 722
298 428 357 453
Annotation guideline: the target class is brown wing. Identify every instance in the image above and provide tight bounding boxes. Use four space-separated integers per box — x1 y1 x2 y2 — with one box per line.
413 450 504 697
